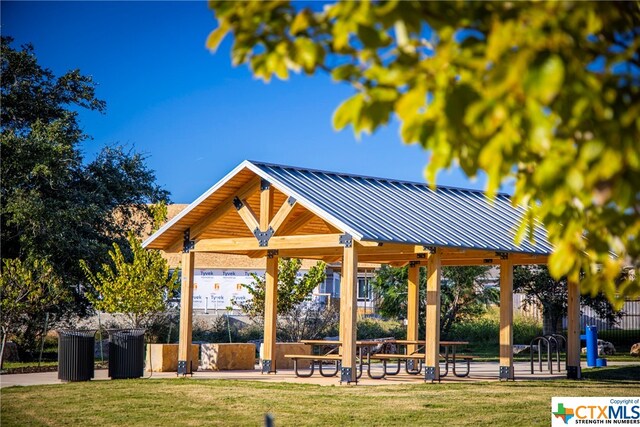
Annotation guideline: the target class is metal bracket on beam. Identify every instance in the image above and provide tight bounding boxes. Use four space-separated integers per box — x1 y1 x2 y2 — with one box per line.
496 252 509 260
499 365 514 381
254 227 274 247
287 196 296 206
260 179 271 191
409 261 421 268
340 367 354 384
339 233 353 248
183 229 195 253
177 360 188 375
566 365 581 380
424 246 437 254
233 197 244 210
266 250 279 259
483 258 494 263
416 253 426 259
424 366 439 382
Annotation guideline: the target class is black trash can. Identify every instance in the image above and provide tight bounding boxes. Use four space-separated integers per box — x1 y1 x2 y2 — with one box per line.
58 329 96 382
108 329 145 379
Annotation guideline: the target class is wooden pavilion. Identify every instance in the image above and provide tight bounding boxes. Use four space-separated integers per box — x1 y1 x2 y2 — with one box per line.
143 161 582 383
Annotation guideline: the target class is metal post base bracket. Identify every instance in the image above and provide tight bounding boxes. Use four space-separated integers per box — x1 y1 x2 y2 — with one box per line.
340 367 355 384
499 365 514 381
566 365 582 380
262 360 275 374
177 360 189 376
424 366 440 382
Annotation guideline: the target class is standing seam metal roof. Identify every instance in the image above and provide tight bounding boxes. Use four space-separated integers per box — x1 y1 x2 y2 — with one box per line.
247 161 553 255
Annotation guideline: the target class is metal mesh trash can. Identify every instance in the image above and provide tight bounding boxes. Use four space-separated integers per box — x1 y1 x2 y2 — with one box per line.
58 330 96 382
108 329 145 379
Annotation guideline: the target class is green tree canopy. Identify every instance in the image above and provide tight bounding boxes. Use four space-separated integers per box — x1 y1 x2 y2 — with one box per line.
0 258 70 365
80 232 180 328
513 265 622 335
371 264 496 337
1 36 169 329
236 258 326 319
207 1 639 306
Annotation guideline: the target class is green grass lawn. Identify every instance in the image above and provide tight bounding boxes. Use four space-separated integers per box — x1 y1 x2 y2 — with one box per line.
2 366 639 426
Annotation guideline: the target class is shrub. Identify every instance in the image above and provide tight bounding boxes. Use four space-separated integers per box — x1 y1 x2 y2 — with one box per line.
357 318 406 340
447 310 542 345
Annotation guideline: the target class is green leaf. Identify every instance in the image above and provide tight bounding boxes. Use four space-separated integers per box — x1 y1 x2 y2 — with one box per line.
290 10 311 35
356 24 389 49
294 37 318 72
524 54 565 104
333 94 363 131
331 64 359 82
206 21 229 52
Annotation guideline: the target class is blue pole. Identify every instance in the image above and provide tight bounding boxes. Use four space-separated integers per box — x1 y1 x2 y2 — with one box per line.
585 325 598 367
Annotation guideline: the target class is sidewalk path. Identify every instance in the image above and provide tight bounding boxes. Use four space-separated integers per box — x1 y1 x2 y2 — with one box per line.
1 361 637 389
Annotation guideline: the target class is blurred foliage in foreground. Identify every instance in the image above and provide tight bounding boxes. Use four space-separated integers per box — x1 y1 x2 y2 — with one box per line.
206 1 639 306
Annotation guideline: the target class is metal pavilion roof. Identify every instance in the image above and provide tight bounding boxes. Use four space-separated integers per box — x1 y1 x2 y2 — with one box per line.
144 160 553 255
249 161 552 255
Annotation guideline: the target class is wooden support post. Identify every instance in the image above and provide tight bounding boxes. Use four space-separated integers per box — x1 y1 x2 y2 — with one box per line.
262 253 278 373
424 250 441 382
407 262 420 355
340 238 358 384
260 179 274 231
566 277 582 379
499 256 514 380
177 248 195 375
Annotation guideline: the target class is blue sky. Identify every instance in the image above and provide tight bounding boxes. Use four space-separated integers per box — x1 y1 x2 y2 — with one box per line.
2 1 487 203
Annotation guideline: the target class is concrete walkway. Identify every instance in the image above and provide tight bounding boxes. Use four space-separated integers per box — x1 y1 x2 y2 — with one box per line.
1 361 636 388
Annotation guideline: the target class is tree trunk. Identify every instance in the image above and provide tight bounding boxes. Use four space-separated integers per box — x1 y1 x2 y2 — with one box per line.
0 327 7 370
542 309 562 336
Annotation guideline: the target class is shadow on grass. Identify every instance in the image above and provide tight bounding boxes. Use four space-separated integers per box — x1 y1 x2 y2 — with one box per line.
582 365 640 383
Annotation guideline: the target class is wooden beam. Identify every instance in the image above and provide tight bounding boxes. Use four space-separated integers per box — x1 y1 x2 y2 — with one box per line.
236 198 260 234
276 210 316 236
269 197 297 235
511 255 549 265
407 263 420 355
499 257 514 380
190 176 261 239
441 258 500 266
566 277 582 379
424 250 441 382
357 254 426 263
262 255 278 373
259 180 274 231
389 261 410 268
358 243 429 255
193 234 345 252
177 250 195 375
340 242 358 384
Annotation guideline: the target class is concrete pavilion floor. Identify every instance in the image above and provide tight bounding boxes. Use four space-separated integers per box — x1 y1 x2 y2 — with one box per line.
3 361 637 388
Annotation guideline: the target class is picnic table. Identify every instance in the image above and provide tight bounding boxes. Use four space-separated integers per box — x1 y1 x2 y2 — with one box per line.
387 340 473 377
286 339 388 379
286 339 474 380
